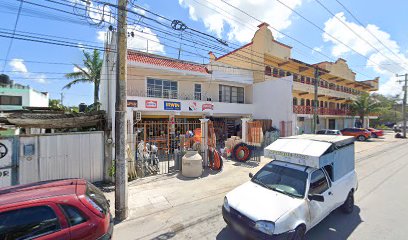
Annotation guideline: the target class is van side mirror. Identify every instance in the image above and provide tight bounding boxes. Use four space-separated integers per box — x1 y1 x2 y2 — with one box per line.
249 173 254 178
308 194 324 202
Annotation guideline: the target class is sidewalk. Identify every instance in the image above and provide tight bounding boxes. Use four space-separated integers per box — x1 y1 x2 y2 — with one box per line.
106 157 269 240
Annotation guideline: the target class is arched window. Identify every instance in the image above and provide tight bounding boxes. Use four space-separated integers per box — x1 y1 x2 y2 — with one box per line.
300 98 305 106
306 77 311 84
273 68 279 77
320 101 324 108
279 69 285 77
306 99 311 106
301 76 305 83
325 101 328 108
293 97 298 106
293 74 298 81
286 71 292 76
265 66 271 76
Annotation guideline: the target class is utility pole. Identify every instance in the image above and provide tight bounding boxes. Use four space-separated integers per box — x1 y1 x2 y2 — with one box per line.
396 73 407 138
312 68 320 133
115 0 128 221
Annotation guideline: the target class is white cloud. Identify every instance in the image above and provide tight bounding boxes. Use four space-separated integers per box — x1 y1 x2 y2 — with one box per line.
9 59 48 84
77 42 85 51
127 25 165 54
133 8 146 16
178 0 303 43
97 31 106 42
312 46 323 55
73 66 89 73
322 12 408 96
9 59 28 73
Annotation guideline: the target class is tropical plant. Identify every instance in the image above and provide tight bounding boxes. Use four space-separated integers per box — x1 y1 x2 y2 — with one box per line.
350 93 381 127
49 99 63 109
63 49 102 109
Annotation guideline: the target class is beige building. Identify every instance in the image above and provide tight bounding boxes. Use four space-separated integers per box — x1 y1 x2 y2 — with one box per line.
210 22 379 133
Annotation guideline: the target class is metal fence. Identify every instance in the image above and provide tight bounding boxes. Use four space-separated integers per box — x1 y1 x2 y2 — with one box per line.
132 121 201 177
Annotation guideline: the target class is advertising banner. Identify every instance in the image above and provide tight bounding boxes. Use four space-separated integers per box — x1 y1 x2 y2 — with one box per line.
164 101 181 110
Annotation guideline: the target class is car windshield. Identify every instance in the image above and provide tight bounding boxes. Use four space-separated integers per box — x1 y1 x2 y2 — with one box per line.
251 163 308 198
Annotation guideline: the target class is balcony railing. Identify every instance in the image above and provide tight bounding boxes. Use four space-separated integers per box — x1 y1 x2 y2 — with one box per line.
293 105 352 116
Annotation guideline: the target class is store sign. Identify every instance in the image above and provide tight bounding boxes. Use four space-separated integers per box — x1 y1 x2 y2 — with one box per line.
189 102 198 111
0 139 12 187
164 101 181 110
202 103 214 111
127 100 138 108
145 100 158 109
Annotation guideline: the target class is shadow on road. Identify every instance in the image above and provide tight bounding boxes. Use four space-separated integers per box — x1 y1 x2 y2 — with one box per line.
306 206 362 240
216 206 362 240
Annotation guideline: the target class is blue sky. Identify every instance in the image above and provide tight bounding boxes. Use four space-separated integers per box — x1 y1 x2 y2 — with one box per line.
1 0 407 106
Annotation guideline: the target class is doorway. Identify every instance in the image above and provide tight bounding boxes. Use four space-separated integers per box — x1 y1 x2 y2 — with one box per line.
328 119 336 129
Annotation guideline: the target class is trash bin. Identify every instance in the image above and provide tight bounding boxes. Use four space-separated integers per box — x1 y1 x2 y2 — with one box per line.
182 151 203 177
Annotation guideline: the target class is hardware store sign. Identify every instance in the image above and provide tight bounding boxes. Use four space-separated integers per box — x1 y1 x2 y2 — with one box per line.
164 101 181 110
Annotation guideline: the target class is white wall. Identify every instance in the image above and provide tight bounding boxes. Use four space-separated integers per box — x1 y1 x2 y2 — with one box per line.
28 89 48 107
253 76 294 131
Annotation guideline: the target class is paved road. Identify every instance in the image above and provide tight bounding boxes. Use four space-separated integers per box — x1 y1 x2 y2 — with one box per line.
114 135 408 240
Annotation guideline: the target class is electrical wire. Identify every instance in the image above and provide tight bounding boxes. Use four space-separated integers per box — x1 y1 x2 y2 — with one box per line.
2 0 24 72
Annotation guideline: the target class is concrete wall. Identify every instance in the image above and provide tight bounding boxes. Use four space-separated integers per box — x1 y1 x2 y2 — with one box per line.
253 76 294 131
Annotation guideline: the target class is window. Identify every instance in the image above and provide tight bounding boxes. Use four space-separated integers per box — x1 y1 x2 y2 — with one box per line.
293 97 298 106
293 74 298 81
147 79 178 99
194 84 201 100
60 205 87 226
306 77 311 84
324 165 334 181
273 68 278 77
0 95 22 106
300 98 305 106
265 66 271 76
301 76 305 83
0 206 60 239
219 85 244 103
316 130 326 134
86 183 109 215
306 99 311 106
279 69 285 77
286 71 292 76
309 169 329 195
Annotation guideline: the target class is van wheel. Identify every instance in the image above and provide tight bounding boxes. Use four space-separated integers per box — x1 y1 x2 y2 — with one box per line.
292 225 305 240
357 135 366 141
341 191 354 214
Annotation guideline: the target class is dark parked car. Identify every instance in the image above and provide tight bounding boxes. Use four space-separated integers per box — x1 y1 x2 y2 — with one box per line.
0 179 113 240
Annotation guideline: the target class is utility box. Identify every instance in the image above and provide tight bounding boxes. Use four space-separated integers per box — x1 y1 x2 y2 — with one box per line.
265 134 355 181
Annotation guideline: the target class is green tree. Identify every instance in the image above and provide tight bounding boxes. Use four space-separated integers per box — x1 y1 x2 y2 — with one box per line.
63 49 102 108
49 99 63 109
350 93 381 127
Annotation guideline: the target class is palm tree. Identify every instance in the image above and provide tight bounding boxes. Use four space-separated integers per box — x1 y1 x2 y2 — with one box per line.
64 49 102 108
350 93 381 127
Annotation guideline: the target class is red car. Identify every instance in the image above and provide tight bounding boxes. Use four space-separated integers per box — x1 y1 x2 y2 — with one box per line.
366 127 384 138
340 128 372 141
0 179 113 240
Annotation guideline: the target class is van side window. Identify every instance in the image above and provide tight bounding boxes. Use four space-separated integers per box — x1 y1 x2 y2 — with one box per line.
324 165 334 181
0 206 60 239
310 169 329 194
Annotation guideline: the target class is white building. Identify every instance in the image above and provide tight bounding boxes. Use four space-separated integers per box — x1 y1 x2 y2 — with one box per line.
100 41 294 140
0 81 49 111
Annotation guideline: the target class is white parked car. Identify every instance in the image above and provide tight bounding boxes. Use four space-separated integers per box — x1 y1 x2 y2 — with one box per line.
222 135 357 240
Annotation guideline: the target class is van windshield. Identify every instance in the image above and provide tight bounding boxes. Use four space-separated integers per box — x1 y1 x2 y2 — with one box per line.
251 163 308 198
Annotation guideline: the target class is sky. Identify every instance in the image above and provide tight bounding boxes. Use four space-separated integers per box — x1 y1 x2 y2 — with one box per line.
1 0 408 106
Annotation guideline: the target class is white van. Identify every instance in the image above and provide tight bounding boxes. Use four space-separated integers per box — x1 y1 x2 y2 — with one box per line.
222 135 357 240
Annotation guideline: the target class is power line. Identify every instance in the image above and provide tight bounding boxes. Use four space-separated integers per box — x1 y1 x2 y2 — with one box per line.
2 0 24 73
315 0 408 72
217 0 375 79
333 0 408 67
272 0 398 74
